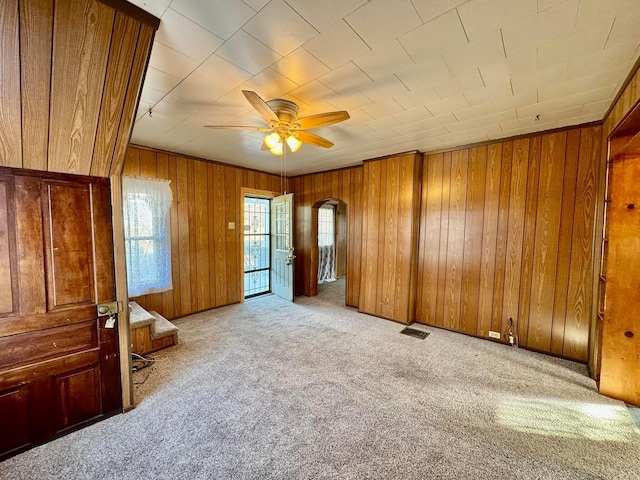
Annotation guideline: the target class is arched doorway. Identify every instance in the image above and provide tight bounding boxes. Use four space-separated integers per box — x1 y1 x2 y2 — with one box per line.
311 198 347 304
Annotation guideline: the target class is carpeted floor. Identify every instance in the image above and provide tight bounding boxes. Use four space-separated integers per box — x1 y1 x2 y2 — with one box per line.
2 278 639 479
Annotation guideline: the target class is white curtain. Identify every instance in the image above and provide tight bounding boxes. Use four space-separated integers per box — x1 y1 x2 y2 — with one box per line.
317 205 336 284
123 176 173 297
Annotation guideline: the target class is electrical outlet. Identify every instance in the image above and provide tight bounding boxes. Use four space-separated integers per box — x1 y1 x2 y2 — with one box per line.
489 330 501 339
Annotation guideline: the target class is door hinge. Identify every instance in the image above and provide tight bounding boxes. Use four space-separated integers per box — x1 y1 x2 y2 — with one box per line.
97 301 122 317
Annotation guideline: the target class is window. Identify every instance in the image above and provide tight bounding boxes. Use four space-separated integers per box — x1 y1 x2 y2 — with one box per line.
318 204 336 284
123 177 173 297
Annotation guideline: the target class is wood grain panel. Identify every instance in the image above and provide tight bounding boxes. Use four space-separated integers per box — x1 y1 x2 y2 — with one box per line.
564 126 600 360
379 157 394 319
48 0 114 175
435 153 452 327
416 154 443 323
501 138 529 337
443 150 468 330
550 130 580 355
20 0 53 171
108 23 155 176
91 13 140 176
527 132 567 352
0 0 22 168
176 156 190 315
194 160 210 311
459 147 486 335
476 144 501 337
396 154 420 322
518 137 542 346
491 142 512 334
213 164 227 306
359 160 381 316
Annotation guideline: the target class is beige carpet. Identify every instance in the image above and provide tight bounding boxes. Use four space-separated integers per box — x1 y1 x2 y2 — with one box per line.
2 277 639 479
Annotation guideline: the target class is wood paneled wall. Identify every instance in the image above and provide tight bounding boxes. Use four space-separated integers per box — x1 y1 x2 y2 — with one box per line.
123 146 281 319
0 0 156 177
416 126 601 361
288 167 363 307
359 153 422 324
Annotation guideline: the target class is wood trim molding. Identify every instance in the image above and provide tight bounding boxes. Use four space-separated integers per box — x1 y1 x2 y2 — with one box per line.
603 54 640 121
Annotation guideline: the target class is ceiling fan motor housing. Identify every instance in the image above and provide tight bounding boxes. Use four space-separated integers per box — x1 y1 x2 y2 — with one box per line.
266 98 299 127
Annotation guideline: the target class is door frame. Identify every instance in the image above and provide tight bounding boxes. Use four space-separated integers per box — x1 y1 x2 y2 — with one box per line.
310 197 348 302
240 188 280 302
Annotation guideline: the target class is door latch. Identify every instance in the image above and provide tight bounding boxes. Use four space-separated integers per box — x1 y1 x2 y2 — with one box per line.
97 301 122 317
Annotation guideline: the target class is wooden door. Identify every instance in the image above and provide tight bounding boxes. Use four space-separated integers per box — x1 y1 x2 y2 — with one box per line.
0 168 120 459
271 193 295 301
599 156 640 406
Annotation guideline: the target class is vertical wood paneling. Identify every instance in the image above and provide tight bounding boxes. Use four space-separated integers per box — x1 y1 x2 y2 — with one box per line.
443 150 468 331
20 0 53 171
48 0 114 175
90 13 140 177
0 0 22 168
527 132 567 352
502 138 529 334
518 137 541 347
459 147 486 335
476 144 501 336
176 156 190 315
360 161 381 316
434 153 451 326
565 126 600 359
491 141 512 334
379 158 394 319
213 164 227 306
550 130 580 355
108 24 155 176
416 154 443 323
194 161 209 311
416 125 599 360
358 153 421 323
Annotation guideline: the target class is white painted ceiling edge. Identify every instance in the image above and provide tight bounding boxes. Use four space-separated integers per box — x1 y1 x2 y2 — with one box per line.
128 0 640 176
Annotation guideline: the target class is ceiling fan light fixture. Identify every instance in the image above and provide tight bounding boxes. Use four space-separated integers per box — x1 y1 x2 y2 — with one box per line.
264 132 281 150
285 135 302 153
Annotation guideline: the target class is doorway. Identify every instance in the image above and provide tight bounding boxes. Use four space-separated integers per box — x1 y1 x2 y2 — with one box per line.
243 196 271 298
242 191 295 302
313 198 347 304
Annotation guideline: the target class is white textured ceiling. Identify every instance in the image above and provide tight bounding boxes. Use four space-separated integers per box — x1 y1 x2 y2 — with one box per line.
128 0 640 175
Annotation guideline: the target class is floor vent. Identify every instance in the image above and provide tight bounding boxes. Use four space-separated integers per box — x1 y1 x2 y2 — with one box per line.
400 327 430 340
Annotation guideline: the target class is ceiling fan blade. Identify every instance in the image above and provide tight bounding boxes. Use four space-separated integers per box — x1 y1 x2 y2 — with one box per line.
242 90 279 124
204 125 271 131
294 111 350 130
295 131 334 148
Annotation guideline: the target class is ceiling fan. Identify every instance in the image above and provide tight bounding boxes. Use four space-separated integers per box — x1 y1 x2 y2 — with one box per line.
204 90 350 155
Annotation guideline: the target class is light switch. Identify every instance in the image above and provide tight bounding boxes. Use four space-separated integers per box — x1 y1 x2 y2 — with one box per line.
228 222 235 229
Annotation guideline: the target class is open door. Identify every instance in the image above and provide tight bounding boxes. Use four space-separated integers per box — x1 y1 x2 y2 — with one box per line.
0 169 121 459
271 193 294 301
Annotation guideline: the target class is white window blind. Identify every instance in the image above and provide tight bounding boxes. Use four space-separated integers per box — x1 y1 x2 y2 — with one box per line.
123 177 173 297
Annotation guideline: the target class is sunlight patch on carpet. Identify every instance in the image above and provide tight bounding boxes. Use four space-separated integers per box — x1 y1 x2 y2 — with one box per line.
497 396 638 441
